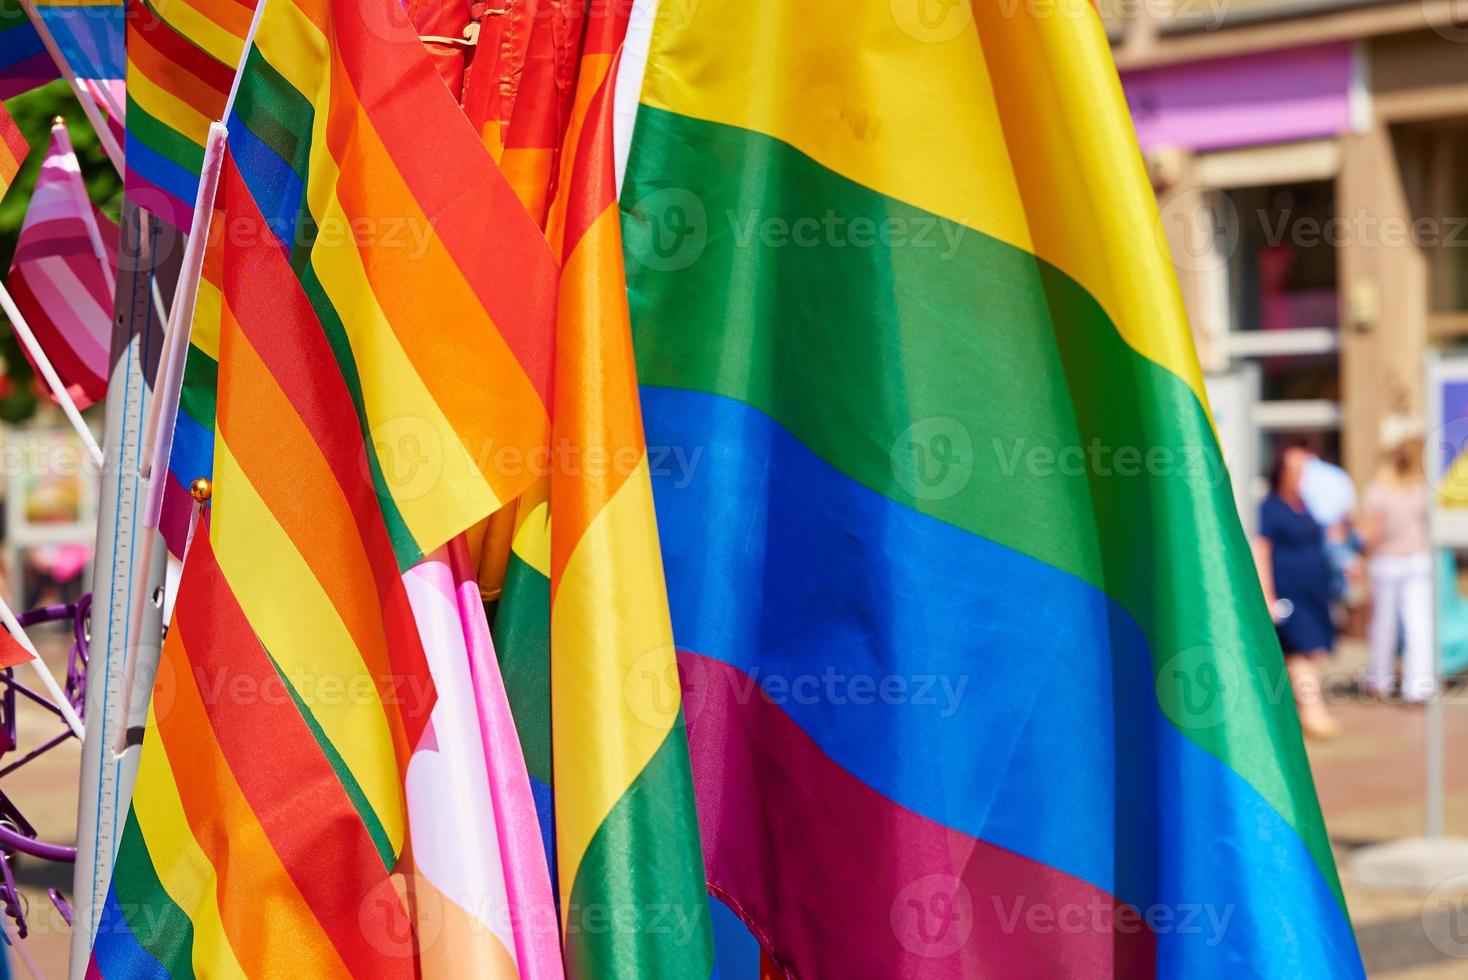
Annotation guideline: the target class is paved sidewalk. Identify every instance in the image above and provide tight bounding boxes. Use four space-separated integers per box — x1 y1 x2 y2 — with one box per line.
1311 639 1468 978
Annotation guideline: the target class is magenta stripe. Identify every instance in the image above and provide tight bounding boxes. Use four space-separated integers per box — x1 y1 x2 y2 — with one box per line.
124 169 192 230
14 255 109 368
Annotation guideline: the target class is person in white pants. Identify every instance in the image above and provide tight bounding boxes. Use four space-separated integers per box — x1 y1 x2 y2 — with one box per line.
1360 422 1435 703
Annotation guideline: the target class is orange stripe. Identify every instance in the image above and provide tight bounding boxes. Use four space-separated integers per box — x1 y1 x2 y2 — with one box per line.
127 17 226 119
549 203 643 595
171 0 256 38
322 49 549 493
213 301 418 773
155 606 353 979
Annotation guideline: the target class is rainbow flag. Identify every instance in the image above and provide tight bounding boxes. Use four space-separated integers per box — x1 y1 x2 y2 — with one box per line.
8 121 116 409
122 0 257 229
0 95 28 190
0 0 57 97
618 0 1365 976
540 6 713 975
92 152 438 978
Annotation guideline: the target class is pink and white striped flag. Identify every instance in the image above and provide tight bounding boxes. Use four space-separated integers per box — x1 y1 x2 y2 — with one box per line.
8 120 117 409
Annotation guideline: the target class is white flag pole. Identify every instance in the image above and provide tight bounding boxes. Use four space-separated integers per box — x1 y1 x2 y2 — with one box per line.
0 280 103 467
17 0 124 176
0 592 85 741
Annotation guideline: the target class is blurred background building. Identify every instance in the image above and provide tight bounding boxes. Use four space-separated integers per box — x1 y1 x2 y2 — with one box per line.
1110 0 1468 534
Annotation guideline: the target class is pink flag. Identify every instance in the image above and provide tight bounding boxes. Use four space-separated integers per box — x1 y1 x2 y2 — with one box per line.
400 535 564 979
8 122 117 409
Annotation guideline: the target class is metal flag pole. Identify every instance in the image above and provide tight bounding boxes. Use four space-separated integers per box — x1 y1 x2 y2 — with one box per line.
16 0 125 176
67 203 176 980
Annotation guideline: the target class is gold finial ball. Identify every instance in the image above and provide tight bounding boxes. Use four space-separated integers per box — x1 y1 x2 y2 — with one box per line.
50 115 64 127
189 478 212 502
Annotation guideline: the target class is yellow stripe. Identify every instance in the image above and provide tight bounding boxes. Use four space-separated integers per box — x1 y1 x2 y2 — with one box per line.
133 704 248 980
151 0 249 66
253 0 326 107
970 0 1206 404
128 66 212 144
639 0 1034 257
549 457 680 918
509 477 550 578
209 436 406 851
190 275 221 361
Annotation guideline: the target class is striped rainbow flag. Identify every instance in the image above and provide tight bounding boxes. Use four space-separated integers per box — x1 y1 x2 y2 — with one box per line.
0 0 57 97
543 6 713 975
8 121 116 409
618 0 1365 976
123 0 257 229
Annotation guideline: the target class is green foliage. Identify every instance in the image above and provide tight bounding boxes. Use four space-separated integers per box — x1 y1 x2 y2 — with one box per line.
0 81 123 423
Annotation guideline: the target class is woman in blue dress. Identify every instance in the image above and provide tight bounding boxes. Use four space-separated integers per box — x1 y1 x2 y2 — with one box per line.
1255 445 1340 739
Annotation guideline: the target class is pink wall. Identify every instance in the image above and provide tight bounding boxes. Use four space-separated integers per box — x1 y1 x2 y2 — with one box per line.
1122 41 1356 152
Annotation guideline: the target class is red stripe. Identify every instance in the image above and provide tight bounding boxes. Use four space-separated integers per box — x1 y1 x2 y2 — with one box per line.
216 154 434 750
126 0 234 111
171 534 414 978
329 0 556 406
558 56 621 263
0 101 28 187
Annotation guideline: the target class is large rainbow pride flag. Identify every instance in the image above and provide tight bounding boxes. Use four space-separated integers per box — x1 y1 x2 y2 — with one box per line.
616 0 1366 976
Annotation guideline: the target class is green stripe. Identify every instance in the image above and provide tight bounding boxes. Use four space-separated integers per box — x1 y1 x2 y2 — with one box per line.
110 807 197 979
124 95 205 175
491 549 552 785
564 724 714 979
179 345 217 430
621 105 1340 905
268 650 397 870
234 49 312 183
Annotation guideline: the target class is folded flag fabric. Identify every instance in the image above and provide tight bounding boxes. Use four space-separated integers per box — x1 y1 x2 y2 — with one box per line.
617 0 1365 976
0 0 57 97
8 120 117 409
401 538 563 980
123 0 258 230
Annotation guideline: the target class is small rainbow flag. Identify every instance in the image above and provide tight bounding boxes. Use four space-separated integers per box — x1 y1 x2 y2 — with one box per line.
122 0 257 230
30 0 123 95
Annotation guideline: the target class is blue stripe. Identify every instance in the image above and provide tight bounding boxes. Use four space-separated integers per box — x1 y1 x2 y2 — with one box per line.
225 108 303 250
0 19 46 66
123 134 199 211
167 399 213 485
90 886 169 980
710 896 761 980
528 773 558 910
643 384 1362 978
33 5 123 81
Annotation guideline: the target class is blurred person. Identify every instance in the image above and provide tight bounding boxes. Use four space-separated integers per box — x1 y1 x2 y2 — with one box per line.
1255 444 1339 739
1359 418 1434 703
1300 451 1365 610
